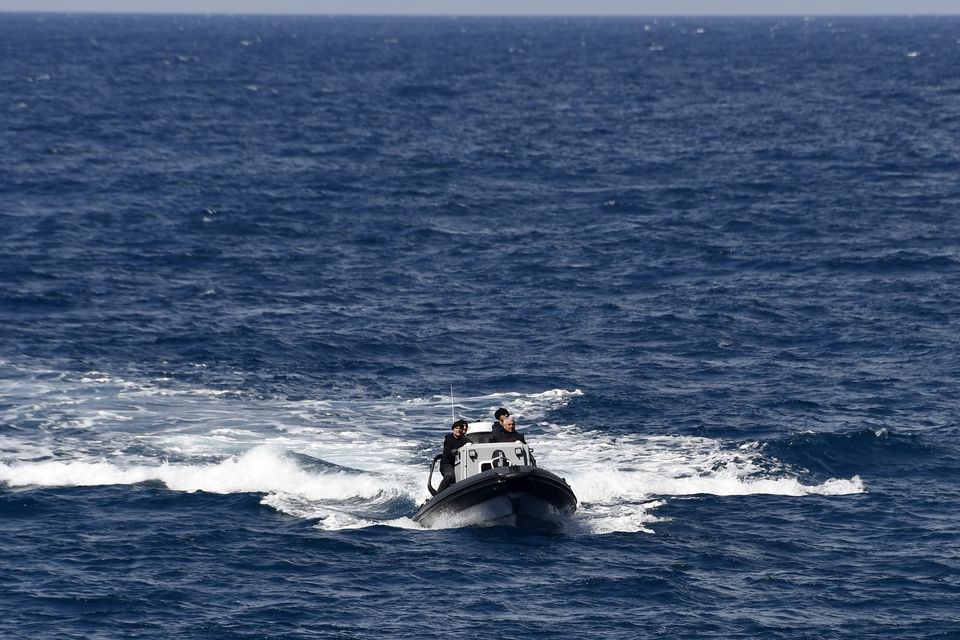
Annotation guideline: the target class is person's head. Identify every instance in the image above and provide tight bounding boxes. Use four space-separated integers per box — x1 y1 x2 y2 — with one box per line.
502 416 516 431
452 419 469 436
494 407 510 425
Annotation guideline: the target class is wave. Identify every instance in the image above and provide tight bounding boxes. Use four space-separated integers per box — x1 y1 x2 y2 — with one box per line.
821 251 959 275
0 445 407 500
760 428 937 479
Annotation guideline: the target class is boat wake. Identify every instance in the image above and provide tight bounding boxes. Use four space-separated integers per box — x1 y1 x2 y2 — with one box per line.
0 360 865 533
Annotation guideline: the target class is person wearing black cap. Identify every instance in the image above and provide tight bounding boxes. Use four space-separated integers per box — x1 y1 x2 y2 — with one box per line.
438 419 470 492
491 407 510 439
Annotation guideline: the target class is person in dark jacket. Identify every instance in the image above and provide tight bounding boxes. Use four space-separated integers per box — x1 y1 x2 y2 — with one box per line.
492 416 526 444
491 407 510 439
438 419 470 492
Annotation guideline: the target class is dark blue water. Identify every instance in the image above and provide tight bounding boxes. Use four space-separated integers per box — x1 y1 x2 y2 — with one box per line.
2 13 959 639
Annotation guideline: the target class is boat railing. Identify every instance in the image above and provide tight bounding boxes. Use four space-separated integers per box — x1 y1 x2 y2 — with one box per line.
425 453 443 496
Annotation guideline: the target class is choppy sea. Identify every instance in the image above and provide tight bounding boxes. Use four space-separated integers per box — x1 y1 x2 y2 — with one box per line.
1 13 959 639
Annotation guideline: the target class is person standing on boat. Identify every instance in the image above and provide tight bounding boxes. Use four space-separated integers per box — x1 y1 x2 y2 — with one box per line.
438 419 470 492
492 416 527 444
492 407 510 439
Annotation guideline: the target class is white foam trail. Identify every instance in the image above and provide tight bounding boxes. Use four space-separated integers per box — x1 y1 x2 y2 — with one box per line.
261 493 381 530
580 501 666 534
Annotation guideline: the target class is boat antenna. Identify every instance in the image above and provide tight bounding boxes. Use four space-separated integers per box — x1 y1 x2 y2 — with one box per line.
450 384 456 422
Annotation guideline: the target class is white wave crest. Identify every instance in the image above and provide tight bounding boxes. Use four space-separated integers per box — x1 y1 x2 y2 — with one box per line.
0 445 400 502
570 468 864 502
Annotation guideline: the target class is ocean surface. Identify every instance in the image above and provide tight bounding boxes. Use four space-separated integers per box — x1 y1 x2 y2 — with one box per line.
1 12 959 639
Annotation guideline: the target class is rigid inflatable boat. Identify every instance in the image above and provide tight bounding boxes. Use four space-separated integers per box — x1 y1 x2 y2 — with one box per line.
412 422 577 528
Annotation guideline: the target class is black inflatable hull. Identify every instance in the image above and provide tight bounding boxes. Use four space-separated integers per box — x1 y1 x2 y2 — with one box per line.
412 466 577 529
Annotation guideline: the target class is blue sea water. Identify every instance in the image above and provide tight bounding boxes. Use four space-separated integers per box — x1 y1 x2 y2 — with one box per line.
1 12 959 638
